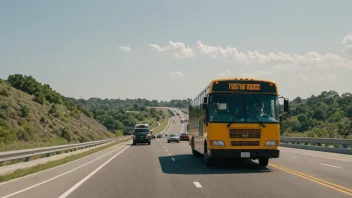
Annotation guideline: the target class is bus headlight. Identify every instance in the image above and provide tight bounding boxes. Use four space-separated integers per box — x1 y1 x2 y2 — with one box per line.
265 140 277 146
213 140 225 146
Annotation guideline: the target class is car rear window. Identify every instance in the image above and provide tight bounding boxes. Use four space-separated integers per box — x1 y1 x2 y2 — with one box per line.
170 134 177 137
181 133 188 135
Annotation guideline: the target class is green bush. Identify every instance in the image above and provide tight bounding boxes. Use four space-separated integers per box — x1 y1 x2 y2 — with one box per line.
0 126 15 143
33 95 45 104
61 128 72 142
0 110 6 119
15 127 31 141
70 109 81 119
114 130 123 137
22 123 36 139
21 105 30 118
0 88 9 96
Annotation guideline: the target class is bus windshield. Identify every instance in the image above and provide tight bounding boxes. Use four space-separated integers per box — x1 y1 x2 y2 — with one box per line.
208 94 279 123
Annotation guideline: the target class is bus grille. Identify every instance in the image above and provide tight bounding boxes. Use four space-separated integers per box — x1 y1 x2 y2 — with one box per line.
229 129 261 139
231 141 260 146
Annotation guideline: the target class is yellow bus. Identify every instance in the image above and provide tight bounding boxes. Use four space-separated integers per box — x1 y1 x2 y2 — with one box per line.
187 78 289 166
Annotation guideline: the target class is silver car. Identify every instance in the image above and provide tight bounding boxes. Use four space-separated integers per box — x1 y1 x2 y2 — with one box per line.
167 134 179 143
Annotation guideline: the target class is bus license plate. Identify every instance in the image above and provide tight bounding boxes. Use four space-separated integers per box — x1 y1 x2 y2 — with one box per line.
241 152 250 158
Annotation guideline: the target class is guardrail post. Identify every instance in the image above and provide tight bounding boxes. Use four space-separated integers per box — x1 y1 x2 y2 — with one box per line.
25 156 31 162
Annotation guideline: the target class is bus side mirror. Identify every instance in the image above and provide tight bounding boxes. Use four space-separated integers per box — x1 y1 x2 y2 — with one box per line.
202 97 208 110
187 124 189 131
284 98 289 112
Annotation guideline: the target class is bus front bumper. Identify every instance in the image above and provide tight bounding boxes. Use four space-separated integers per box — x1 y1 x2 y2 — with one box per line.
209 149 280 159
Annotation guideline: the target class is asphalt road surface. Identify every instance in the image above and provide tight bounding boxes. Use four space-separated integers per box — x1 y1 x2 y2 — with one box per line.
0 108 351 198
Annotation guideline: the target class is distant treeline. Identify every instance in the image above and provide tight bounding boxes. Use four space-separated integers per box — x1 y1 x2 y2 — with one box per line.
281 90 352 139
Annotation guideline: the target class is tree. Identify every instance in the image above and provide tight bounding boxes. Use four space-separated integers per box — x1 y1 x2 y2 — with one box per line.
293 97 302 103
281 116 301 132
313 109 327 121
346 106 352 118
297 114 307 123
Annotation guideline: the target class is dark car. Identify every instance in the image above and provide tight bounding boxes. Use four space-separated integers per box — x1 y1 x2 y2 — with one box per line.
167 134 179 143
179 132 189 141
133 128 152 145
157 134 162 138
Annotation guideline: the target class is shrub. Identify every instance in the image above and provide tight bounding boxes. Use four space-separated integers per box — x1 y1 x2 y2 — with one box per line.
61 128 72 142
21 105 30 118
16 127 31 141
0 88 9 96
33 95 45 104
114 130 123 137
7 109 17 119
0 126 15 143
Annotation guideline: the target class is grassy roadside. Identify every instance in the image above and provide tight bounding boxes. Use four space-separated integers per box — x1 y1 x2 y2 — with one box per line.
151 108 170 134
0 137 131 183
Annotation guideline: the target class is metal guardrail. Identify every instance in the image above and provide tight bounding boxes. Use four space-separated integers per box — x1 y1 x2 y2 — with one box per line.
280 136 352 155
0 137 126 163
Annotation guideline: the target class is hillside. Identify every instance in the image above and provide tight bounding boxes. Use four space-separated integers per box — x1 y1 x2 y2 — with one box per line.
0 77 113 151
0 75 172 151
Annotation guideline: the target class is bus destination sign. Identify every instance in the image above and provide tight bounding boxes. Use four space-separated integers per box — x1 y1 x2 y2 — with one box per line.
212 81 277 93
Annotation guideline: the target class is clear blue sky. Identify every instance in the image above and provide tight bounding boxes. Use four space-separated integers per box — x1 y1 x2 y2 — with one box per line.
1 0 351 101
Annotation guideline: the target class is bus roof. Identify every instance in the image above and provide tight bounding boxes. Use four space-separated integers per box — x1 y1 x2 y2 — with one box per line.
210 78 277 85
135 124 149 129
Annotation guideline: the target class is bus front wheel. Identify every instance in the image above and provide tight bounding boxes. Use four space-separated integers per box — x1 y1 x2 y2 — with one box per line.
203 145 214 166
259 158 269 167
191 141 199 157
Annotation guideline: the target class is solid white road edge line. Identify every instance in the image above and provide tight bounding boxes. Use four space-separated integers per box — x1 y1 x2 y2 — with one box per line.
1 146 124 198
58 145 130 198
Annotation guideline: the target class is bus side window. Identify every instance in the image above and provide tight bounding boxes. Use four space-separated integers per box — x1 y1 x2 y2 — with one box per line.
199 118 204 136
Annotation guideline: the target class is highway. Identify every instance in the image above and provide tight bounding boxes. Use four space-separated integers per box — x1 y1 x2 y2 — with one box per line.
0 109 351 198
